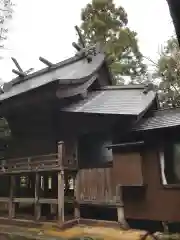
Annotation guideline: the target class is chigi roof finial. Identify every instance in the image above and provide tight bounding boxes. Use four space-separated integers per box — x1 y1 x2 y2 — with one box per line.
11 57 26 77
75 25 86 48
39 57 53 67
72 25 100 63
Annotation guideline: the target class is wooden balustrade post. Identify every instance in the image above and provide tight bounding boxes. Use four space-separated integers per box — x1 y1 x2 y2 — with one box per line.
9 175 15 219
34 172 41 221
58 141 65 168
50 173 57 216
116 184 129 229
57 141 65 224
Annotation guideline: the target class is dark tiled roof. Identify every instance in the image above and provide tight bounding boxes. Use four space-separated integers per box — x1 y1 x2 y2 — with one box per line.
134 108 180 131
63 85 156 116
0 52 105 101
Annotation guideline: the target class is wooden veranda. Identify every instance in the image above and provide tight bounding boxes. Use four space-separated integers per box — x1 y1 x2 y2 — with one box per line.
0 140 140 228
0 141 79 224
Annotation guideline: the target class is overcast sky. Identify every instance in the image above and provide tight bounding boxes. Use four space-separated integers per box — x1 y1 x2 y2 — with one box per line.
0 0 175 82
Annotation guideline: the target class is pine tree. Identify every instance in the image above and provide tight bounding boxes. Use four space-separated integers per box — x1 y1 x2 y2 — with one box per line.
0 0 14 53
154 37 180 108
79 0 146 84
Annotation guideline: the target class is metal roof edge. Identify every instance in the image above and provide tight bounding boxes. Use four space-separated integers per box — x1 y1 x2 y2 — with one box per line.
101 84 146 90
106 141 144 149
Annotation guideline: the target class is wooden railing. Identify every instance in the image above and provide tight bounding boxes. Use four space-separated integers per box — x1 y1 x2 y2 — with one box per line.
0 153 59 174
0 139 78 174
0 152 78 174
0 142 80 224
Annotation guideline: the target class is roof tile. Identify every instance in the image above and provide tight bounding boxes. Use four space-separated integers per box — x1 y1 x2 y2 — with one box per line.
63 87 156 116
134 108 180 131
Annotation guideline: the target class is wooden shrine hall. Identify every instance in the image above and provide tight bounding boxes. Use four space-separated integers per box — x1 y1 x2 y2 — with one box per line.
0 0 179 233
0 30 158 227
1 15 180 231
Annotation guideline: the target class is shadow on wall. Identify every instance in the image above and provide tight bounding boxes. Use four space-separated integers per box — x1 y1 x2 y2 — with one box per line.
0 117 11 159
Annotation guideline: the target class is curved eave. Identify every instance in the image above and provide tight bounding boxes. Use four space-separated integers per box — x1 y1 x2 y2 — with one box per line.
167 0 180 44
0 53 106 102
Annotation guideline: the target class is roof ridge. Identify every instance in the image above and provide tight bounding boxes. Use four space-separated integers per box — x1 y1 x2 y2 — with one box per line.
10 54 85 86
10 43 106 87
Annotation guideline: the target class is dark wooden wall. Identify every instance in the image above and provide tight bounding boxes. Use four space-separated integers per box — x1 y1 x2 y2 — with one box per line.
5 137 56 158
122 150 180 222
77 152 144 206
4 106 58 158
78 168 115 203
113 152 143 186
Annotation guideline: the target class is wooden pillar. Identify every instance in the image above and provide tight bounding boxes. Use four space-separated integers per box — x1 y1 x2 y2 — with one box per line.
28 174 35 197
64 173 69 195
41 173 50 217
34 173 41 221
74 171 80 219
43 173 49 195
9 175 15 219
162 221 169 234
58 141 65 166
58 171 64 224
58 141 65 224
50 173 57 216
51 173 57 197
116 184 129 229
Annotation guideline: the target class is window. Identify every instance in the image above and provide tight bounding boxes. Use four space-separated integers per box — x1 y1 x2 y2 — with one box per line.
78 132 113 168
20 176 29 188
160 143 180 185
48 176 52 190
